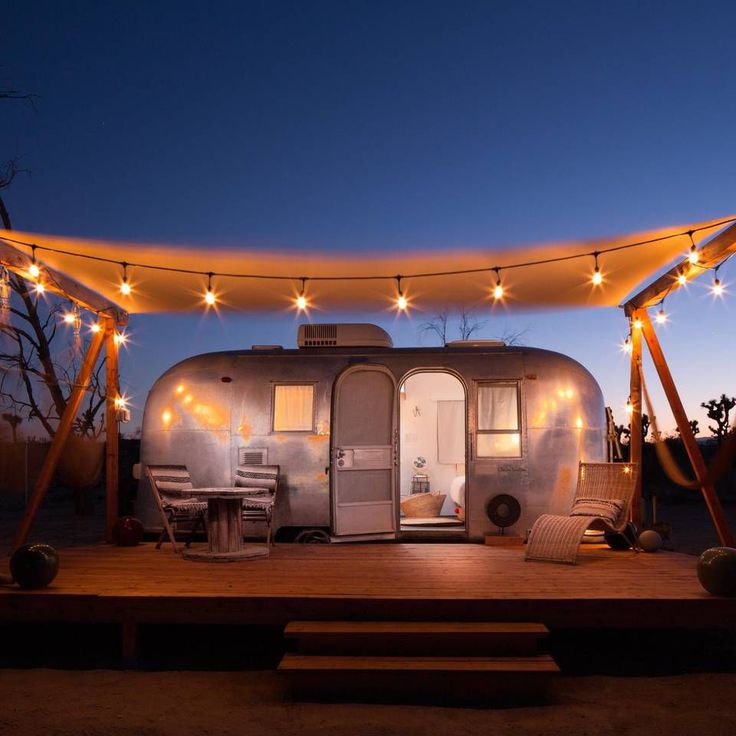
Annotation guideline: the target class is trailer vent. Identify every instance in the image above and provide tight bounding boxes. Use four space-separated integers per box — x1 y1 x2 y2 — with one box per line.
298 323 393 348
238 447 268 465
445 339 506 348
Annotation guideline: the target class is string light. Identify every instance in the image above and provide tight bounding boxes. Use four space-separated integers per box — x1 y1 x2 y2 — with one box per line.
625 397 634 416
295 278 308 311
204 272 216 306
655 305 667 324
34 281 45 294
90 321 102 333
120 262 131 296
63 311 76 324
687 231 699 265
633 318 642 330
1 217 734 315
28 245 40 279
114 330 128 346
621 334 632 354
113 395 127 410
591 252 603 286
712 267 724 297
395 276 408 310
492 268 504 300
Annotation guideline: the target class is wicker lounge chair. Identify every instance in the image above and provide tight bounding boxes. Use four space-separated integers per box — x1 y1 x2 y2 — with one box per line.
525 462 639 564
235 464 280 546
145 464 207 553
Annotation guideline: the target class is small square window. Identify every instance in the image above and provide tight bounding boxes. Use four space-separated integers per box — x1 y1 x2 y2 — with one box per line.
477 382 521 457
273 384 314 432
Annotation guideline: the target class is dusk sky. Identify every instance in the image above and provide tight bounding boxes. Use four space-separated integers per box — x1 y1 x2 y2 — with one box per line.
2 0 736 434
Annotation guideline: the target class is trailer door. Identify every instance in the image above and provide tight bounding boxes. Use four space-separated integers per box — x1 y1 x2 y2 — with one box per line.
331 364 398 537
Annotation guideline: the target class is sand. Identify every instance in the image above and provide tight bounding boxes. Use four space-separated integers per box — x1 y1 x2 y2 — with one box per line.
1 669 735 736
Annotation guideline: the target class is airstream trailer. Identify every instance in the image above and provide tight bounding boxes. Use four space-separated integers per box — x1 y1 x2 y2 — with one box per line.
137 323 606 542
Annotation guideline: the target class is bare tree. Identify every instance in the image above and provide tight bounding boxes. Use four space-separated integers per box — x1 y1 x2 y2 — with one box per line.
458 306 487 340
0 84 107 439
419 306 526 346
701 394 736 444
676 419 700 437
419 309 450 345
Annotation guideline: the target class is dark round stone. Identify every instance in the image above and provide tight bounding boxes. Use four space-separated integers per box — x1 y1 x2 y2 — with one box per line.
112 516 145 546
10 544 60 589
697 547 736 597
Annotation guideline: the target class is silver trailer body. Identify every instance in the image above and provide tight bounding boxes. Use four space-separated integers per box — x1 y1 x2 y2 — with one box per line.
138 335 606 541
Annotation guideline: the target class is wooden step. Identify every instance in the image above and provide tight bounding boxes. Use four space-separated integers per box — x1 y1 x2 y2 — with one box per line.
279 653 559 703
284 620 549 656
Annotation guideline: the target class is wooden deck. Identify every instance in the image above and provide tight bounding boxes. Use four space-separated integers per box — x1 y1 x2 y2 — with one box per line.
0 542 733 629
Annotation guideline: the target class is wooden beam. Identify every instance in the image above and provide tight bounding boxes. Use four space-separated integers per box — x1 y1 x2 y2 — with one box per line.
628 311 643 527
624 222 736 315
639 311 734 546
0 238 128 324
11 327 107 550
105 318 120 543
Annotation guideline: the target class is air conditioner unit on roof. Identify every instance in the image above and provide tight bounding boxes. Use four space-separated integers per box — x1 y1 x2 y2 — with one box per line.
297 323 393 348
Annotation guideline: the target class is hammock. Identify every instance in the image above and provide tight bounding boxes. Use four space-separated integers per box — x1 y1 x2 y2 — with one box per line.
639 367 736 490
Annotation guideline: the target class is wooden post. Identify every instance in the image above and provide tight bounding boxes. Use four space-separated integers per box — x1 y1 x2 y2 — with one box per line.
105 318 120 543
12 326 106 550
628 311 644 527
639 311 734 546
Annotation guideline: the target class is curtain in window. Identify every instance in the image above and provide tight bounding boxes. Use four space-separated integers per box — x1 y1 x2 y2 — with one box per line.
478 385 518 430
273 385 314 431
437 400 465 464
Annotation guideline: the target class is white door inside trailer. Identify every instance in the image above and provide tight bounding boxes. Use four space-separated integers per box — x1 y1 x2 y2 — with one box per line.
331 364 397 537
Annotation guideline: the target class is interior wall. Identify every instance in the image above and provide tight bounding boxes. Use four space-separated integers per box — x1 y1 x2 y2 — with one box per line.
399 371 465 516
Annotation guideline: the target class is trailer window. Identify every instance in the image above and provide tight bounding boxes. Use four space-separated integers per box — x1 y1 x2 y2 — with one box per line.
273 384 314 432
476 383 521 457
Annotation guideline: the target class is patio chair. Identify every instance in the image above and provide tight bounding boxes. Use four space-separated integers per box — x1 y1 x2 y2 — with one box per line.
525 462 639 565
145 464 207 554
234 464 280 546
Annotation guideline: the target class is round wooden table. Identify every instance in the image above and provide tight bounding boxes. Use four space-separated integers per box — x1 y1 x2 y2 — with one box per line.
176 487 270 562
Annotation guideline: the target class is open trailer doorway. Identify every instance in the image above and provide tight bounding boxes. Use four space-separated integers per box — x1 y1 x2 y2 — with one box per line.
399 370 467 537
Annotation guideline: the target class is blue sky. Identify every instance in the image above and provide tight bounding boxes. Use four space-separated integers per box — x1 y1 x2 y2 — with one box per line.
2 0 735 434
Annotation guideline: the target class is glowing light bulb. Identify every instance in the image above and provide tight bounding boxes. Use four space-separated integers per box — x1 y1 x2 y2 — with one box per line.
397 294 408 310
592 267 603 286
655 309 667 324
29 263 41 279
90 322 102 333
688 245 699 265
34 282 45 294
114 395 127 410
575 417 584 429
114 330 127 346
493 283 504 300
677 273 687 286
712 277 724 297
621 337 632 354
204 273 216 306
296 294 307 310
63 312 76 324
120 279 131 296
625 400 634 416
633 318 642 330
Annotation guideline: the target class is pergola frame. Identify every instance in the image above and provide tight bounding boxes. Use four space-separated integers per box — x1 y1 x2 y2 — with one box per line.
3 220 736 550
623 222 736 546
0 239 128 549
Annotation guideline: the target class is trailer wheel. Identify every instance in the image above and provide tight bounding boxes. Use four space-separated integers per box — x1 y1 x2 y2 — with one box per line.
294 529 331 544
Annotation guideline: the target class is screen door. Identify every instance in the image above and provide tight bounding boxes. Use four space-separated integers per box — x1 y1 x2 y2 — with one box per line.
331 364 397 536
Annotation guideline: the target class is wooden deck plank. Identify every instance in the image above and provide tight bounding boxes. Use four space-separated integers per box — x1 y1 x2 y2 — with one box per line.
279 654 560 672
0 543 732 629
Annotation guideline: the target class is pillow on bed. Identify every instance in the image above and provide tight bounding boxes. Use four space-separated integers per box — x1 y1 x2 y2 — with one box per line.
570 497 624 524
